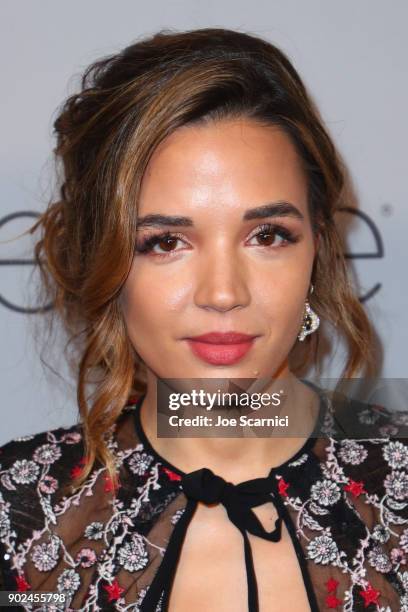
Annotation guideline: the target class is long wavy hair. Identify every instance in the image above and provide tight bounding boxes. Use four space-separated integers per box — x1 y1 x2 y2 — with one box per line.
30 27 377 486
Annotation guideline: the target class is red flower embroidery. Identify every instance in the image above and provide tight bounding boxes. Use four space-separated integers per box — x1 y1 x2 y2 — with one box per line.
15 574 31 592
359 584 380 607
103 578 125 602
278 477 290 497
325 577 339 593
70 456 89 479
162 466 182 481
127 394 139 406
326 594 342 608
344 479 366 498
104 474 120 493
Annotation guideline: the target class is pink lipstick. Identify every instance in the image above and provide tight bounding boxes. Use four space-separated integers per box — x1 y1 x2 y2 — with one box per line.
184 332 258 365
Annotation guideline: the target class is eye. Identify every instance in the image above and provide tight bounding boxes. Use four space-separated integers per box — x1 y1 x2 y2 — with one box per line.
134 231 187 257
247 223 299 248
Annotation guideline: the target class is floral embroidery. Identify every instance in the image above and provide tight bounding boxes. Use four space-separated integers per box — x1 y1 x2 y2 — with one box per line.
104 474 120 493
9 459 40 484
31 536 60 571
310 479 341 506
171 508 185 525
33 444 62 465
0 502 10 538
162 466 182 481
128 451 154 475
343 479 367 498
383 440 408 469
0 397 408 611
306 533 339 564
359 583 381 606
15 574 31 592
384 469 408 500
326 593 342 608
103 578 125 602
84 521 104 540
338 440 368 465
117 533 149 572
277 477 290 496
358 408 380 425
39 475 58 495
367 545 392 573
325 577 339 592
75 547 97 568
390 547 406 565
56 569 81 596
288 452 309 467
372 524 391 543
62 432 82 444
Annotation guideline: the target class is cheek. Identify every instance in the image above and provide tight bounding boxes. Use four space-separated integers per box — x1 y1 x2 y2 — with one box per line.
120 264 190 335
251 256 311 313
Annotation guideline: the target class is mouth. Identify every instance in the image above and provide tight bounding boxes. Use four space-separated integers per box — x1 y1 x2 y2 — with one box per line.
184 332 259 366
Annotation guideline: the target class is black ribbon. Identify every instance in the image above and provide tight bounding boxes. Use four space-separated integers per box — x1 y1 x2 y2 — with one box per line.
139 467 283 611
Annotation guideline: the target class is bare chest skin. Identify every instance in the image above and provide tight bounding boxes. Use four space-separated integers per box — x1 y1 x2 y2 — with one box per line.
167 501 311 612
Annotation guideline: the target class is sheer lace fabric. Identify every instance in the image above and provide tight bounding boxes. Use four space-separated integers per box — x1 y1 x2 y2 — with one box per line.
1 389 408 611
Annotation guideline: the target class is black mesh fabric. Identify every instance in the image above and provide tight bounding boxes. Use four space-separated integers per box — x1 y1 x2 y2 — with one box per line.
1 387 408 611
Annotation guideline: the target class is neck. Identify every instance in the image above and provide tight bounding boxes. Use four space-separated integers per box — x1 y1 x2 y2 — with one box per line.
139 370 320 484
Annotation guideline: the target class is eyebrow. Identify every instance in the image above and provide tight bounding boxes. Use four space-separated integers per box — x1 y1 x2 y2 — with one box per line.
136 201 304 229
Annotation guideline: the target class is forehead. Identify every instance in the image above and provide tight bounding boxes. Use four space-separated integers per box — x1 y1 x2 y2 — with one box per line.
138 118 308 219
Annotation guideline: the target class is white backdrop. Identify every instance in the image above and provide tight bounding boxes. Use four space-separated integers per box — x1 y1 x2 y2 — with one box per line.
1 0 407 444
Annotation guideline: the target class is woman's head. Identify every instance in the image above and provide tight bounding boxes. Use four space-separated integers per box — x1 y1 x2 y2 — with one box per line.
32 27 376 480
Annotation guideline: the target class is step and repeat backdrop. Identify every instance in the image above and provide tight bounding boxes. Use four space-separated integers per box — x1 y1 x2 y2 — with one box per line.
1 0 407 443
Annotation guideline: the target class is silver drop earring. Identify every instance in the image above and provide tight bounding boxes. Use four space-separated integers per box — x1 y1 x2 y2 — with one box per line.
297 284 320 342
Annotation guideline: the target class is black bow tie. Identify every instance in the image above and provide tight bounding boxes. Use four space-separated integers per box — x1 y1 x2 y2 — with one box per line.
139 467 283 612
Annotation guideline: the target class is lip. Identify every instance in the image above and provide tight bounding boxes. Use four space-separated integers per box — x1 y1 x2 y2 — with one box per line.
186 332 257 344
184 332 259 365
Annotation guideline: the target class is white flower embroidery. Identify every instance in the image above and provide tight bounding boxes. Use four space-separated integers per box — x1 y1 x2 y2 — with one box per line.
310 480 341 506
31 537 60 571
288 453 309 467
367 545 392 573
118 533 149 572
399 528 408 553
372 524 390 543
128 452 154 476
9 459 40 484
338 440 368 465
171 508 185 525
306 534 338 565
33 444 62 465
84 521 104 540
0 505 10 538
57 569 81 596
384 470 408 500
383 441 408 469
13 434 34 442
392 413 408 426
358 408 380 425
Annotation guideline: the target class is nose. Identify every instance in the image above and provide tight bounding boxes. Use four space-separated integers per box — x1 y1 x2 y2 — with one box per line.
193 247 251 312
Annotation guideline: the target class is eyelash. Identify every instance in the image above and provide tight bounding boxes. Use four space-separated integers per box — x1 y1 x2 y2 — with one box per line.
134 223 300 259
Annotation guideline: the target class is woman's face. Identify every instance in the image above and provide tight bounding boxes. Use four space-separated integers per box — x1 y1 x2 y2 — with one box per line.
120 118 318 381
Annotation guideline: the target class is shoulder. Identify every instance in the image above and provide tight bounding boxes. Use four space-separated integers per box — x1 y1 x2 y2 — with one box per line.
0 422 85 484
0 423 85 536
318 394 408 524
0 423 86 589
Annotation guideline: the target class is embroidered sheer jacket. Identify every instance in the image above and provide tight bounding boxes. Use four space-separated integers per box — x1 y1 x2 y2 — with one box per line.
1 389 408 611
